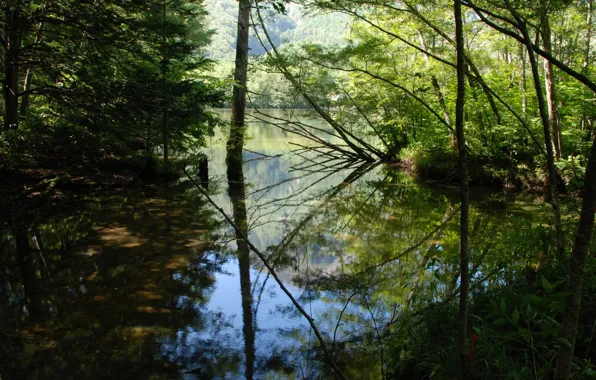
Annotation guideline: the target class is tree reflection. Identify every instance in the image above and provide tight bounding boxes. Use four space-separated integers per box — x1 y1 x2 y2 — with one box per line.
226 150 255 380
0 183 234 378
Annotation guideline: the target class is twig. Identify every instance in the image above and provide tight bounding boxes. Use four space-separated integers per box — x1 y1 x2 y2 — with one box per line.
333 291 357 355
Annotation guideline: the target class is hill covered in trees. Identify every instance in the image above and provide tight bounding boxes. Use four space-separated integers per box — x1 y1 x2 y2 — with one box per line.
204 0 350 61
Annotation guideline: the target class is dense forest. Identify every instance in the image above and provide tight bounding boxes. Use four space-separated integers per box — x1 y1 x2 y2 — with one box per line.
1 0 596 379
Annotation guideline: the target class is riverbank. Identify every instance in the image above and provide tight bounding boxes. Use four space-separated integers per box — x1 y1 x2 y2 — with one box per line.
398 147 579 194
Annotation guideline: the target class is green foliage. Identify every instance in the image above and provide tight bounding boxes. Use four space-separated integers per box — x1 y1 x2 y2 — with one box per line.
204 0 349 60
1 0 224 173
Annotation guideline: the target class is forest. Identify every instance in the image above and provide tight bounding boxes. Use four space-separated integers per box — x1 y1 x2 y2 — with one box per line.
1 0 596 379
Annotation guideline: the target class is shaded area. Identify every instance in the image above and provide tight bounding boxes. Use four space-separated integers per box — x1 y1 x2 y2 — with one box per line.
0 183 234 378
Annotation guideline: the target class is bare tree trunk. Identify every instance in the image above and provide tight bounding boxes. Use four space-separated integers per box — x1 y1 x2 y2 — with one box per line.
3 8 21 130
582 0 593 139
228 0 251 163
20 13 45 119
555 136 596 380
455 1 470 378
162 0 169 167
509 3 565 261
541 11 563 160
584 0 593 71
20 70 32 118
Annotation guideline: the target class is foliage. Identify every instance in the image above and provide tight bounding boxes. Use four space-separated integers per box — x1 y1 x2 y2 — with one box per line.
1 0 224 175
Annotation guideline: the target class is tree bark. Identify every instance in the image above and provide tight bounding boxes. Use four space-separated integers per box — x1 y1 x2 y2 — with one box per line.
162 0 169 167
3 8 21 130
228 0 251 162
555 135 596 380
520 44 527 119
582 0 593 140
540 11 563 160
584 0 593 72
455 1 470 378
508 2 566 261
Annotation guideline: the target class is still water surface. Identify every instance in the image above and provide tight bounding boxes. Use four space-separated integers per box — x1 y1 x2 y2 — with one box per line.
0 109 552 379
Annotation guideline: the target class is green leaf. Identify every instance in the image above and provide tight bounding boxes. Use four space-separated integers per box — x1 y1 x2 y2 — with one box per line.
542 276 553 293
512 308 520 324
557 337 573 348
492 318 508 326
500 298 506 313
489 299 498 310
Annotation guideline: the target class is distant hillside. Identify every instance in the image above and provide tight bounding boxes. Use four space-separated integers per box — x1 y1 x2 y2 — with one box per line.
204 0 350 61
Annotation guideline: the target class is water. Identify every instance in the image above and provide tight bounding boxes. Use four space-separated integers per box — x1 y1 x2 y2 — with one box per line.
0 109 552 379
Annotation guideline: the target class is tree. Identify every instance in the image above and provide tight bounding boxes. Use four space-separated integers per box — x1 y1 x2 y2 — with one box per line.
454 1 470 378
227 0 251 165
1 0 222 166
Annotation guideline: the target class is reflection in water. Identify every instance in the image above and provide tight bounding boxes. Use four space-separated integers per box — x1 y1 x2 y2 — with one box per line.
0 109 557 379
227 147 255 379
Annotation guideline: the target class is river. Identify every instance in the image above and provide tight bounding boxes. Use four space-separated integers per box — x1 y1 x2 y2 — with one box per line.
0 109 553 379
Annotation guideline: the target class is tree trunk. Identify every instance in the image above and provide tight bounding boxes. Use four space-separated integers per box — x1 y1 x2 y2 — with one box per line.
455 1 470 378
467 60 501 126
19 68 32 118
582 0 593 141
20 15 45 120
227 0 251 161
418 30 456 148
541 11 563 160
520 44 527 119
555 135 596 380
512 8 565 261
584 0 593 71
3 8 21 130
162 0 169 167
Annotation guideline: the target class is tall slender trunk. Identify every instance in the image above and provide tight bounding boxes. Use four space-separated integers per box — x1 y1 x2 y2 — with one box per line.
227 2 254 365
582 0 593 139
541 11 563 160
228 0 251 162
510 4 565 261
584 0 593 71
20 69 32 118
454 1 470 378
3 8 21 130
555 136 596 380
520 44 527 119
162 0 169 167
20 17 45 119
